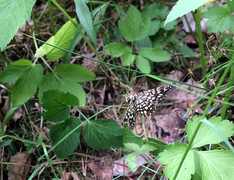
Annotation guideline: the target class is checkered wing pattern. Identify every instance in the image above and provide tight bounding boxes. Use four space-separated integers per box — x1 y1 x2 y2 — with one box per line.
123 85 172 127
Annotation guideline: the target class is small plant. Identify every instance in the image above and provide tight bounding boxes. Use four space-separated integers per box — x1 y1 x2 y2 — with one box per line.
104 5 174 73
0 0 234 179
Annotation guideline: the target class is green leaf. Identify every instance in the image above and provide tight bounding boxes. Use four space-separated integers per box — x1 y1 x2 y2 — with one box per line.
124 143 141 152
38 73 86 107
186 116 234 148
62 4 107 63
158 142 195 180
141 144 157 153
138 48 171 62
35 19 76 61
74 0 96 44
104 43 131 58
24 142 35 154
136 36 152 48
202 5 234 33
142 4 168 20
49 117 81 159
147 137 167 156
165 0 209 25
36 132 45 147
123 128 144 146
122 54 136 66
11 63 44 106
135 56 151 73
55 64 96 82
62 27 85 63
41 90 79 122
0 60 33 83
162 29 176 46
178 43 194 57
196 150 234 180
83 119 123 149
163 20 178 31
118 6 151 42
151 29 164 48
148 19 161 36
228 0 234 13
125 152 140 172
0 0 36 50
0 140 12 148
1 106 20 130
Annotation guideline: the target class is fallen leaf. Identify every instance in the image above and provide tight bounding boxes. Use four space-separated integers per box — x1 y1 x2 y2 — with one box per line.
8 152 32 180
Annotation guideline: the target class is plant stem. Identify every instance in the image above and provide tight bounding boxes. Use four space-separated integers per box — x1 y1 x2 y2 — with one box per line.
221 65 234 119
195 7 207 88
48 0 55 35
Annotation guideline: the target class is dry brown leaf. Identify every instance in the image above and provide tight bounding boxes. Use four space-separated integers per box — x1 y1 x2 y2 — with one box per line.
88 161 113 180
61 171 80 180
8 152 32 180
156 113 184 144
1 99 25 122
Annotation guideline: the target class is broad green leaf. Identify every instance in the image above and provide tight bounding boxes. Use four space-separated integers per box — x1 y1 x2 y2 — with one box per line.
158 142 195 180
227 0 234 13
124 143 140 152
55 64 96 82
137 16 151 41
196 150 234 180
135 56 151 73
62 27 85 63
123 128 144 146
118 6 151 42
74 0 96 44
151 29 164 48
192 152 203 180
35 19 76 61
164 0 210 25
142 4 168 20
104 43 131 58
49 117 81 159
11 63 44 106
0 60 33 83
83 119 123 149
125 152 140 172
202 5 234 33
38 73 86 107
138 48 171 62
0 140 12 148
141 144 157 153
122 54 135 66
186 116 234 148
0 0 36 50
41 90 79 122
148 19 161 36
147 137 167 156
136 36 152 48
163 20 178 31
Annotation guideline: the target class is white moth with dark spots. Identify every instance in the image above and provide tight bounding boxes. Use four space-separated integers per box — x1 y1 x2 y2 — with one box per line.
123 85 172 127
